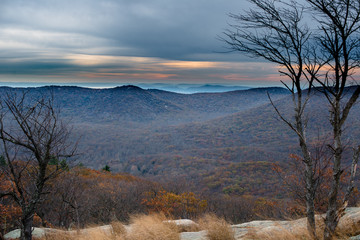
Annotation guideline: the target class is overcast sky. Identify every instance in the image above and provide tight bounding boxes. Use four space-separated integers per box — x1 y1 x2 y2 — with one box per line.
0 0 283 87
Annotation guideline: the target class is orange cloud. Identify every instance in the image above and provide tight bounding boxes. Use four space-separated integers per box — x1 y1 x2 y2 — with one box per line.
77 72 177 79
65 54 156 66
159 61 218 69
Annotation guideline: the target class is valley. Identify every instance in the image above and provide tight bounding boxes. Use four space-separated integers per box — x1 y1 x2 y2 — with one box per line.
1 85 359 198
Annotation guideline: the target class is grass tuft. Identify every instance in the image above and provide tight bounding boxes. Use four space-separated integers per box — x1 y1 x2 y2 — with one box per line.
245 227 312 240
198 214 235 240
125 213 180 240
110 221 126 238
38 232 74 240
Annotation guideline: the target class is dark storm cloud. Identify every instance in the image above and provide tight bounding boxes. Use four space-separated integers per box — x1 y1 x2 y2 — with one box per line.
0 0 248 60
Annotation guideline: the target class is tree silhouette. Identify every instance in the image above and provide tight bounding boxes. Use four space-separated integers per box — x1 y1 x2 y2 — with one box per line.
0 91 77 240
223 0 360 239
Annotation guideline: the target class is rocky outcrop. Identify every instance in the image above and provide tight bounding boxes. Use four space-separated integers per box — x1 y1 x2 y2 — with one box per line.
180 231 207 240
222 207 360 239
5 208 360 240
231 207 360 239
166 219 199 232
4 228 50 239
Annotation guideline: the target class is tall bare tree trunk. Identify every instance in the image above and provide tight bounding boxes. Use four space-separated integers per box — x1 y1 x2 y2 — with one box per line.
305 160 316 238
298 108 317 239
323 99 343 240
21 213 34 240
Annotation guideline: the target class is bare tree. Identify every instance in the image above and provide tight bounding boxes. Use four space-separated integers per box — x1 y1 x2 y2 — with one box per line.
305 1 360 239
222 0 319 238
0 91 76 240
223 0 360 239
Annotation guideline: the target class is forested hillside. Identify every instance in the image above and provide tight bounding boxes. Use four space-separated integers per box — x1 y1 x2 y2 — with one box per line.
1 85 359 198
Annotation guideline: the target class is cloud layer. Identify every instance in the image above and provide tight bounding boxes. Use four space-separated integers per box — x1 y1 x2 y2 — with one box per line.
0 0 282 86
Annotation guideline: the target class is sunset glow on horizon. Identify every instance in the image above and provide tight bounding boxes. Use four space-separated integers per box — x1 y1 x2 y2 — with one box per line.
0 0 291 88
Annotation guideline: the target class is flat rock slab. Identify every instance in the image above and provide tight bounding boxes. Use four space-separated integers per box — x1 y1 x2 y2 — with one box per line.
4 228 54 239
180 230 207 240
166 219 199 232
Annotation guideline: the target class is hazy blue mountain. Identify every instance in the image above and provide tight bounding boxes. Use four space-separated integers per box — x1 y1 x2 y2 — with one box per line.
1 85 358 197
137 83 250 93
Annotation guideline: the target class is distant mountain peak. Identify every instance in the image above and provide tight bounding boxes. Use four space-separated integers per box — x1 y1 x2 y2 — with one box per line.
245 87 288 94
114 85 144 91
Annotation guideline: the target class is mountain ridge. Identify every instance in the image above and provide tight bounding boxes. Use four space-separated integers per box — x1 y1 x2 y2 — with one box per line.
0 85 358 197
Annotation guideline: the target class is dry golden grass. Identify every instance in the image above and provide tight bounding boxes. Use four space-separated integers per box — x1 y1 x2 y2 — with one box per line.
125 213 180 240
36 225 123 240
35 214 179 240
198 214 235 240
243 216 360 240
336 217 360 238
174 221 200 233
38 231 123 240
244 229 354 240
244 226 313 240
30 210 360 240
111 221 126 237
244 218 323 240
37 231 74 240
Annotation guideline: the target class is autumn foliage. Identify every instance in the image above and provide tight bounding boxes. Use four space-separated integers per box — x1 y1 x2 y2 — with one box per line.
142 190 207 218
0 172 43 234
273 153 360 216
3 160 352 236
0 168 26 233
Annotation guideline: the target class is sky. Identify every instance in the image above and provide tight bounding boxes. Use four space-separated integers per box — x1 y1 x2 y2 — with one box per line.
0 0 284 88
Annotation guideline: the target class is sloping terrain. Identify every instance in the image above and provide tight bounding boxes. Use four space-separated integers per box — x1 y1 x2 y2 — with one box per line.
0 85 288 124
1 85 358 198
